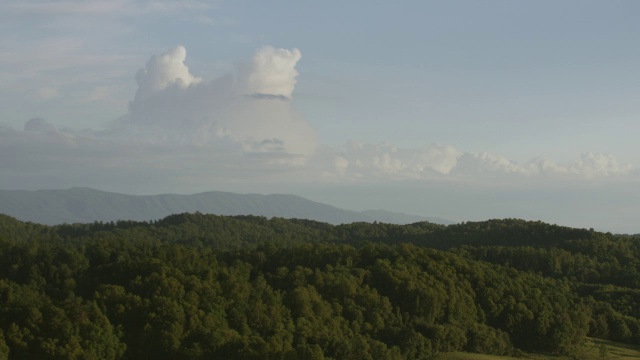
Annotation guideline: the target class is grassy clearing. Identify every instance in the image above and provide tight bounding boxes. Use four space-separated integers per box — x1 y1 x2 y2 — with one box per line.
573 338 640 359
429 338 640 360
428 353 520 360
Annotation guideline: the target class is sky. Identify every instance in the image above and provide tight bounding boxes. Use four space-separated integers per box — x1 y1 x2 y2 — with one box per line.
1 0 639 233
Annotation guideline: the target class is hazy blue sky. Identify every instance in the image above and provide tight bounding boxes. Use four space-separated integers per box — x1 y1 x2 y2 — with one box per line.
1 1 639 232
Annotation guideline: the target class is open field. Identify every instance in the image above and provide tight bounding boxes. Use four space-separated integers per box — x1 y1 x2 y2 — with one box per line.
573 338 640 360
428 353 522 360
429 338 640 360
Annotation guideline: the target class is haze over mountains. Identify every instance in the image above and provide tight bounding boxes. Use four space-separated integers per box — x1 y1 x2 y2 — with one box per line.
0 187 450 226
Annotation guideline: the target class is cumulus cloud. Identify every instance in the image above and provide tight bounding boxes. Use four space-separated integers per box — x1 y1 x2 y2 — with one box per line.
0 45 322 192
238 46 302 99
134 45 201 97
122 45 317 158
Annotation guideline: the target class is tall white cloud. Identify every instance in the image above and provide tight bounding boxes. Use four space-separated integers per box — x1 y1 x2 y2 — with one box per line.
238 46 302 99
134 45 201 97
123 45 317 158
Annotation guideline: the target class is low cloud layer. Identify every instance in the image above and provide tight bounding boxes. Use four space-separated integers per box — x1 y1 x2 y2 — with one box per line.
448 152 632 180
323 142 633 183
0 45 635 195
325 142 461 180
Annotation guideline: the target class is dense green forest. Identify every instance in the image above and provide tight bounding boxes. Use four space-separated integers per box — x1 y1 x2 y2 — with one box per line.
0 213 639 359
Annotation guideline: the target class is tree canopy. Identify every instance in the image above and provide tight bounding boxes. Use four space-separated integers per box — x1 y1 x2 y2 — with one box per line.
0 213 639 359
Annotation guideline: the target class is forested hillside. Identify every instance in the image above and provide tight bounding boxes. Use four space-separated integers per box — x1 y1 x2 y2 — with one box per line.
0 214 639 359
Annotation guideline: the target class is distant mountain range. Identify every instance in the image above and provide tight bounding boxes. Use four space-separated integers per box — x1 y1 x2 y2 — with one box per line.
0 187 452 226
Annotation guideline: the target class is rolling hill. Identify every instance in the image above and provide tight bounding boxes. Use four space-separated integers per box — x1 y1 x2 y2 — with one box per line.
0 187 451 226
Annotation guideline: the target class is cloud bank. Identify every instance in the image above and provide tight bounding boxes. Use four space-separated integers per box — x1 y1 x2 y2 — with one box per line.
0 45 635 195
322 142 632 183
